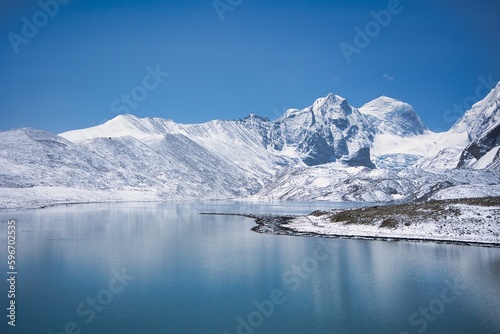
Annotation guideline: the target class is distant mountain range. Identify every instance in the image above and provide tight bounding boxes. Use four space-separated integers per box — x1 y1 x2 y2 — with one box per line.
1 82 499 209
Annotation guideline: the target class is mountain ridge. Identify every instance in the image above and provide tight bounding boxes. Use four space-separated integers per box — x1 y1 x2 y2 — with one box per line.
1 83 500 209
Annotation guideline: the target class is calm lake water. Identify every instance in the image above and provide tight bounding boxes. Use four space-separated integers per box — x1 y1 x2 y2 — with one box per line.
1 201 499 334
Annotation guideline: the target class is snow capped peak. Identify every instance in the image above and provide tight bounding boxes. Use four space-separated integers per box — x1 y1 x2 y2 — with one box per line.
105 114 142 129
60 114 177 142
359 96 427 137
420 81 500 170
452 81 500 141
478 79 499 103
271 93 375 167
280 93 350 120
313 93 345 107
360 96 413 119
452 81 500 169
242 113 270 123
113 113 138 121
311 93 350 113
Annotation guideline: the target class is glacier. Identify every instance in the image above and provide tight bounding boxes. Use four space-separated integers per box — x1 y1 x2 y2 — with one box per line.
1 82 500 210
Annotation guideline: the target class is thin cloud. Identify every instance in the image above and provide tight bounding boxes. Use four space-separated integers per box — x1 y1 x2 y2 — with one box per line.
383 73 394 81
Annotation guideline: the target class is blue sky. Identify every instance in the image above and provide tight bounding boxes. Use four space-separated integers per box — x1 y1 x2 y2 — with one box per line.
1 0 499 133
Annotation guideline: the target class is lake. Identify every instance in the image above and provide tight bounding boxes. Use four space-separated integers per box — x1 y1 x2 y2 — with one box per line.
1 201 499 334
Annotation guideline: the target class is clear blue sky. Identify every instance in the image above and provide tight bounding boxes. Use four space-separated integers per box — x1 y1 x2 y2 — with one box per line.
1 0 499 133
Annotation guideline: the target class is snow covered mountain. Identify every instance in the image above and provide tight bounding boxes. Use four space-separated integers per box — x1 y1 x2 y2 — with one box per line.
256 163 500 202
359 96 427 137
0 127 264 201
268 93 375 167
1 83 499 209
456 82 500 169
63 94 376 168
358 96 470 170
419 82 500 170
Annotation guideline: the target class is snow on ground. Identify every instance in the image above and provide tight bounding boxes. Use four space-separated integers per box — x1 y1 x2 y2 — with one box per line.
370 130 468 158
472 146 500 169
285 200 500 245
431 184 500 200
0 186 164 211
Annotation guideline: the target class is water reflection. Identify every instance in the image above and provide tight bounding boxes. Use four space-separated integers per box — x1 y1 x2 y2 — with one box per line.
0 202 499 334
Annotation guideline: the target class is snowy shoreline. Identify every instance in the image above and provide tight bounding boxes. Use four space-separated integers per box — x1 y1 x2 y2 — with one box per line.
0 186 167 212
250 196 500 247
